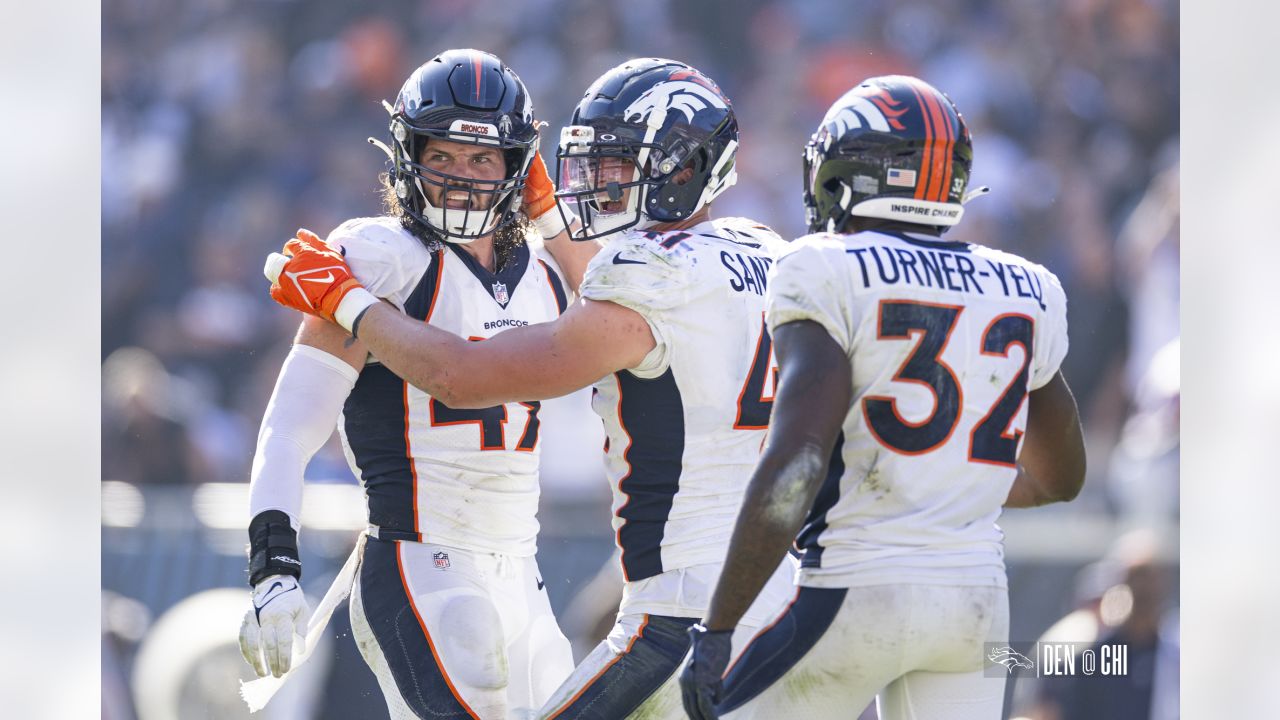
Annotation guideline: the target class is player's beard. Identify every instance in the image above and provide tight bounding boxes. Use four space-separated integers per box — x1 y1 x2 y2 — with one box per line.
379 172 531 269
490 214 532 269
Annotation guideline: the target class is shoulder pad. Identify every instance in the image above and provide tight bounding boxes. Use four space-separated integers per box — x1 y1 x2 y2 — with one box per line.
579 230 694 314
608 229 699 266
326 217 431 304
328 216 426 255
778 231 847 259
716 217 784 241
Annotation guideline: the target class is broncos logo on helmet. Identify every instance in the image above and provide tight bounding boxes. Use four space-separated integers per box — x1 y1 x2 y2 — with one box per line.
624 70 730 127
822 86 910 135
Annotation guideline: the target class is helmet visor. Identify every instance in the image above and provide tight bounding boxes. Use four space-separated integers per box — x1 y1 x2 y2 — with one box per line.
556 149 650 240
559 154 641 216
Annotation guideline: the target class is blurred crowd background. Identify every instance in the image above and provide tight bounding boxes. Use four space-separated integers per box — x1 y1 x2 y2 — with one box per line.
102 0 1180 718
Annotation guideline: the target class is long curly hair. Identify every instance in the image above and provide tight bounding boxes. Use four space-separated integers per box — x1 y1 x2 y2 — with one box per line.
379 173 531 269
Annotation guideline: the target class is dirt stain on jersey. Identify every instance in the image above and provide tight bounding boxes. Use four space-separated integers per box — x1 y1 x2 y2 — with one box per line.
781 666 841 705
858 452 890 501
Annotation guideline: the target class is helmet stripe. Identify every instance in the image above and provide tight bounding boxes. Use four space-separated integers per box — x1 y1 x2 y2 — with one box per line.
908 83 936 202
472 52 482 102
923 87 947 202
933 87 956 202
911 79 952 203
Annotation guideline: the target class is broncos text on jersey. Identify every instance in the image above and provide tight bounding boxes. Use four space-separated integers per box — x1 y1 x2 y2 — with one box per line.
330 217 568 556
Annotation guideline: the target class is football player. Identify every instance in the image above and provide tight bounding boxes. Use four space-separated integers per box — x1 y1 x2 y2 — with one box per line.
237 49 598 719
678 75 1087 720
263 58 797 719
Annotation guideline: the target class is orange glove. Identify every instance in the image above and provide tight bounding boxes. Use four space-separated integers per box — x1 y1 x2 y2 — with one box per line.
264 229 375 330
522 151 557 220
523 152 577 238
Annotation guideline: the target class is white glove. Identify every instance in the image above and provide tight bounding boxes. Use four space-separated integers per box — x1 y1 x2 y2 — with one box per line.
238 574 311 678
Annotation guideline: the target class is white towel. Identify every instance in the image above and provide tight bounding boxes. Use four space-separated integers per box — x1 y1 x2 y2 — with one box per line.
240 532 366 713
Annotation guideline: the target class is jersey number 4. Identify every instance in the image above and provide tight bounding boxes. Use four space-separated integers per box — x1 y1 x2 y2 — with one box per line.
734 314 777 430
863 300 1033 467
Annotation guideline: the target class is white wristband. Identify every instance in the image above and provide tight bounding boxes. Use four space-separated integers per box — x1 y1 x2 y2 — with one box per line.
533 200 578 239
334 287 379 334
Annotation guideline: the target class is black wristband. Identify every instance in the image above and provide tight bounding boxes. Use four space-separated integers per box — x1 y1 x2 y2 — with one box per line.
349 303 373 340
247 510 302 586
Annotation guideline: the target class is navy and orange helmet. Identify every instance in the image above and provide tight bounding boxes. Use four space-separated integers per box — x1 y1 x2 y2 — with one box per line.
803 75 976 234
377 49 539 244
555 58 739 241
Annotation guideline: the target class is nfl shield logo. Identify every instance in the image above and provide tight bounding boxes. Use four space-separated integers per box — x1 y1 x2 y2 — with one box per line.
433 551 451 570
492 282 509 305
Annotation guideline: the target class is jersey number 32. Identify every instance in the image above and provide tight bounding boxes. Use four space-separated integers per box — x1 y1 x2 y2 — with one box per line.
863 300 1033 467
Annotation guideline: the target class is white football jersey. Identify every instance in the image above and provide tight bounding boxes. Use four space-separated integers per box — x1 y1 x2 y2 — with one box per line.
766 230 1069 589
579 217 788 581
329 217 568 557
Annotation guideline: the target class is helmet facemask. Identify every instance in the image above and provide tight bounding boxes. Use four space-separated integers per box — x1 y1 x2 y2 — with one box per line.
556 126 652 240
555 119 737 242
389 117 535 244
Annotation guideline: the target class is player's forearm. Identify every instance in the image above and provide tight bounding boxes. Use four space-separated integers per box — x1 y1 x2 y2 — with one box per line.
247 341 357 586
249 343 358 523
352 303 486 404
541 223 598 295
701 320 852 630
1005 374 1086 508
1004 464 1058 508
1004 454 1084 507
354 303 587 408
703 442 828 631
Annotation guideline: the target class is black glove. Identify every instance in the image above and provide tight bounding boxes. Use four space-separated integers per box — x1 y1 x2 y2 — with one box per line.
680 623 734 720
